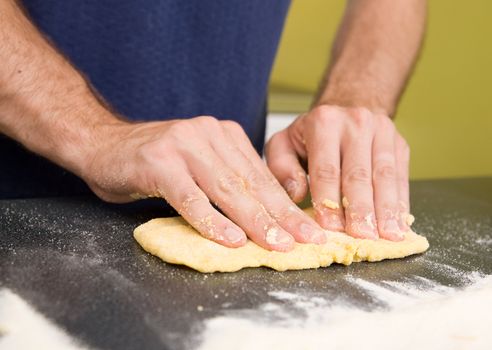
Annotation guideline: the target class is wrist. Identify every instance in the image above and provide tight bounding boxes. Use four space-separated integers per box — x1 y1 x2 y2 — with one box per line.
315 80 395 117
3 79 127 178
56 101 128 179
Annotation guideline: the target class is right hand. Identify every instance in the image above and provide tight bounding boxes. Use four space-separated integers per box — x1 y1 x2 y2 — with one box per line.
81 116 327 251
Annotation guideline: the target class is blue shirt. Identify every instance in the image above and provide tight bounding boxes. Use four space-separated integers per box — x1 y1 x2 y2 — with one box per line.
1 0 290 198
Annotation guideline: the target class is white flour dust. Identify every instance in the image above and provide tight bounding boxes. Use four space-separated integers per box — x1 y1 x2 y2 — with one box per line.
476 238 492 245
0 289 89 350
196 274 492 350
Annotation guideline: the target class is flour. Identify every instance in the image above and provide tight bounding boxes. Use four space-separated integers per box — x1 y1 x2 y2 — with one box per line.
0 289 90 350
476 238 492 245
196 274 492 350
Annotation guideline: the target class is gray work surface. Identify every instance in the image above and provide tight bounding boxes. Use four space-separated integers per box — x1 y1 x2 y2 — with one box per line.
1 177 492 350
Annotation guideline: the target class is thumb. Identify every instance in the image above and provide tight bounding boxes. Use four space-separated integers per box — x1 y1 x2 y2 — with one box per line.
265 129 308 203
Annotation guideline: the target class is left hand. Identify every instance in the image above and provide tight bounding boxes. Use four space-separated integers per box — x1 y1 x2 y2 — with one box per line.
265 105 411 241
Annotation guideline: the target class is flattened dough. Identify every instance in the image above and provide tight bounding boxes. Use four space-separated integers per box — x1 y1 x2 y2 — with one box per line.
134 208 429 273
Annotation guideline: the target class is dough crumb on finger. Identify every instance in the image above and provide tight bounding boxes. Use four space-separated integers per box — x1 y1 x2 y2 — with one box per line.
342 197 350 209
321 199 340 210
406 213 415 226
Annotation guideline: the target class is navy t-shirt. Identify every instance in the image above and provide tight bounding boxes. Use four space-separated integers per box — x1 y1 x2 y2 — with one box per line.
0 0 291 198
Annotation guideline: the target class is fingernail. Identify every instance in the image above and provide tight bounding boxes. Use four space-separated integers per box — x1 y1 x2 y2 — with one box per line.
359 221 378 239
383 219 404 241
266 227 294 252
326 214 345 232
300 223 326 244
224 227 245 244
352 213 378 239
318 212 344 232
285 179 298 199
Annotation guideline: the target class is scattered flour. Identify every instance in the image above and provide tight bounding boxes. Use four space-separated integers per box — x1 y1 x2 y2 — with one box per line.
196 274 492 350
476 238 492 245
0 289 90 350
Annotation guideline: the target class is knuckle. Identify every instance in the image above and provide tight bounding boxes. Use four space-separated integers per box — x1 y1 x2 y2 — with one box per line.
313 163 340 184
275 204 299 222
373 164 397 181
312 104 337 117
222 120 244 134
196 115 219 124
349 107 374 128
195 115 221 131
344 166 371 185
379 117 396 134
137 141 165 164
244 170 270 192
177 189 206 212
310 105 339 126
167 120 195 137
217 173 245 195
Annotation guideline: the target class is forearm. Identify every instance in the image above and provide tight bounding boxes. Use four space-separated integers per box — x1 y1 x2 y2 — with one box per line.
315 0 427 116
0 0 121 175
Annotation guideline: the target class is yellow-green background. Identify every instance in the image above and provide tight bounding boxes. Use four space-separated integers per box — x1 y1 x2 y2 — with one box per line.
268 0 492 180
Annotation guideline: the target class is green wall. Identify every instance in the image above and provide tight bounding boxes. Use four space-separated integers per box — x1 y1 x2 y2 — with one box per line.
269 0 492 179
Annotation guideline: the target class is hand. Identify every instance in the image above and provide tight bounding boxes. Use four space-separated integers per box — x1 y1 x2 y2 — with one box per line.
265 105 411 241
81 116 327 251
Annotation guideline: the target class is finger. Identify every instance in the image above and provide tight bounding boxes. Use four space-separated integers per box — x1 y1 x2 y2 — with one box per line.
156 159 247 248
341 112 378 239
395 134 411 231
265 129 308 203
184 145 295 252
304 111 345 232
372 119 404 241
218 121 326 244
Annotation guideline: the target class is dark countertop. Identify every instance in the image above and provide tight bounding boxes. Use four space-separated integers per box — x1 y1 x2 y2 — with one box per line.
1 177 492 350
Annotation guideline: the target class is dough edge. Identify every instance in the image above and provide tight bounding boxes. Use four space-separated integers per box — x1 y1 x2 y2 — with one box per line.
133 208 429 273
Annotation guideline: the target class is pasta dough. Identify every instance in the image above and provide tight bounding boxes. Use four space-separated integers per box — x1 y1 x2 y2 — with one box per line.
133 208 429 273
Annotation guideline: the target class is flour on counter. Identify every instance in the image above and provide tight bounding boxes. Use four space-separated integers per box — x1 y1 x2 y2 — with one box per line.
196 274 492 350
476 238 492 245
0 289 90 350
